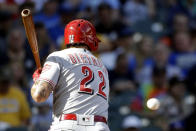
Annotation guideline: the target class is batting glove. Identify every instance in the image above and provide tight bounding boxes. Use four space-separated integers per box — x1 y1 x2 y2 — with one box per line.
33 68 42 82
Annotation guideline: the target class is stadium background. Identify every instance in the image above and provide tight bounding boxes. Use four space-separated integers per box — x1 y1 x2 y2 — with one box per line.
0 0 196 131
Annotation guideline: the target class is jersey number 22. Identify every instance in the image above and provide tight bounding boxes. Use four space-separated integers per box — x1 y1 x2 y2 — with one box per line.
79 66 107 99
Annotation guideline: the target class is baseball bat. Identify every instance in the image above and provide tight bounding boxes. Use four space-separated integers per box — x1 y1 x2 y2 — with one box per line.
21 9 41 68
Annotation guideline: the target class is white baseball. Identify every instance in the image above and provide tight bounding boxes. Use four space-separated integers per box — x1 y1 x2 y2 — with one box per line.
146 98 160 110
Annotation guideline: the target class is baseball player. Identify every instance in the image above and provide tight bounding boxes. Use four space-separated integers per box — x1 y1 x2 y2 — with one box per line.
31 19 110 131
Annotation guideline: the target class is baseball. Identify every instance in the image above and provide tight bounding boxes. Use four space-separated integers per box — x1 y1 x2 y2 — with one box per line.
146 98 160 110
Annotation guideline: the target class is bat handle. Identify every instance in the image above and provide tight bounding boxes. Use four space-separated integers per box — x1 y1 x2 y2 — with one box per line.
34 53 42 69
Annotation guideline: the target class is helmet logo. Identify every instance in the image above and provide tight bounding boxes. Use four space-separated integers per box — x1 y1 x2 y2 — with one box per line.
69 35 74 43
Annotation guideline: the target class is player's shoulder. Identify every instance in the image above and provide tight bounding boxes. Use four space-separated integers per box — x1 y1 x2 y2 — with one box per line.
48 50 63 57
46 49 79 62
47 48 93 60
48 48 80 56
63 48 93 56
46 50 68 60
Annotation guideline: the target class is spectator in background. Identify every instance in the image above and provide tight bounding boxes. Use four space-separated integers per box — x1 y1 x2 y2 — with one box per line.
139 66 167 106
60 0 83 12
116 27 135 53
157 76 194 130
173 13 189 33
0 0 20 14
131 35 154 84
123 0 149 25
0 11 13 39
181 0 196 19
121 115 142 131
79 0 120 12
10 61 32 104
7 27 26 63
31 0 49 12
76 6 95 21
31 95 53 131
99 27 134 70
164 0 189 28
0 11 11 66
48 7 75 48
169 31 196 77
109 53 134 94
6 27 35 77
138 43 182 84
161 13 190 47
154 43 182 78
0 66 31 130
96 3 126 41
35 22 56 63
10 61 28 89
34 0 60 29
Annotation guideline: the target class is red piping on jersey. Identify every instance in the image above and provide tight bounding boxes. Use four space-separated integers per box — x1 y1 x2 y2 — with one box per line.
39 78 55 87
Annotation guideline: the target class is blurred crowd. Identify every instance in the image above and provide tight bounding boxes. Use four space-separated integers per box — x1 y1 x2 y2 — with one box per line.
0 0 196 131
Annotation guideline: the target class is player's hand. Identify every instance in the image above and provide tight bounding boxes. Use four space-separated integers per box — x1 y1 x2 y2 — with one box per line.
33 68 42 82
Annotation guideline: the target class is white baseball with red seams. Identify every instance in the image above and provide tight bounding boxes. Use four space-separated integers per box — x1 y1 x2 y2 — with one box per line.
39 48 110 131
146 98 160 110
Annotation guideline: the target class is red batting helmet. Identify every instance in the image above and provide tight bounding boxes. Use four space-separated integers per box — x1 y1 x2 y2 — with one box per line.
64 19 100 51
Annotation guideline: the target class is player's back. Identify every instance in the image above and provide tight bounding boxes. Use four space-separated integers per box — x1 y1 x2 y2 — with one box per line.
52 48 109 119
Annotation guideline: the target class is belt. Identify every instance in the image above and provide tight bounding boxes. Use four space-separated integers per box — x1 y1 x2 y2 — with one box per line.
60 114 107 124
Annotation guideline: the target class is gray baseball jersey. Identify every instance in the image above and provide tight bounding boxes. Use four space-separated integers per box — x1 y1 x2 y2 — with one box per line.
39 48 109 121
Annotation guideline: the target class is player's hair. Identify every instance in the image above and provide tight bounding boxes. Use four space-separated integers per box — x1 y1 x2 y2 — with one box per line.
66 43 91 50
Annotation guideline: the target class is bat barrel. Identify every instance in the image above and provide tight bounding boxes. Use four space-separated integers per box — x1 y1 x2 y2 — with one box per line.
21 8 41 69
21 9 31 17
